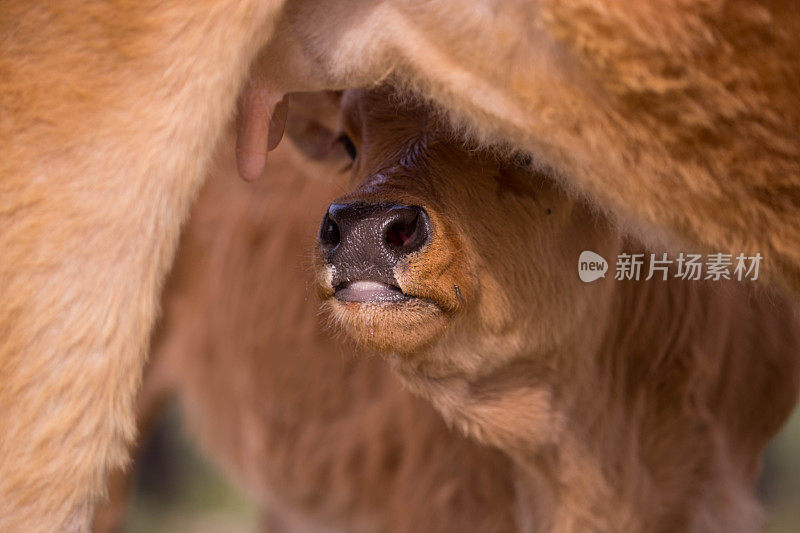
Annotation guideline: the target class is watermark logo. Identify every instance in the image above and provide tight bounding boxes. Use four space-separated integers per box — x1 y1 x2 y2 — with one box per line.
578 252 763 282
578 251 608 283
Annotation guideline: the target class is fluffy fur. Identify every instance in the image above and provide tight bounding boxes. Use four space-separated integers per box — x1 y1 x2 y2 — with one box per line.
2 1 798 529
317 88 800 531
0 2 285 530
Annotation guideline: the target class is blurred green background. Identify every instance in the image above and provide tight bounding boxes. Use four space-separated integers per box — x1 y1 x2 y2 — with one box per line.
116 403 800 533
115 404 258 533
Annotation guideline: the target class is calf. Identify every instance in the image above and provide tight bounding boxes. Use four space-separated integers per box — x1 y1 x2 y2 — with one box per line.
94 99 517 533
315 87 800 532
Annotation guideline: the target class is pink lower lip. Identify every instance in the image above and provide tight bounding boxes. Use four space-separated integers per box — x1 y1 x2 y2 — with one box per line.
334 280 409 303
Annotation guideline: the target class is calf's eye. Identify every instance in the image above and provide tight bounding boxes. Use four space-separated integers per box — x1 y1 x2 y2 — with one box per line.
337 134 357 161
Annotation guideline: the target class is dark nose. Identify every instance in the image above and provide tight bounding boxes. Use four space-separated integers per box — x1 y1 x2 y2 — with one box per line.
318 202 430 285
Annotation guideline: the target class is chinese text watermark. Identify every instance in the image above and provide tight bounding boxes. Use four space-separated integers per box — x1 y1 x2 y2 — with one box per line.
579 251 762 283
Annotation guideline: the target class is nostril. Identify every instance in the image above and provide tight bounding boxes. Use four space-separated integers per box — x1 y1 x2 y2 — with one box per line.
319 211 341 249
384 207 429 253
386 215 418 248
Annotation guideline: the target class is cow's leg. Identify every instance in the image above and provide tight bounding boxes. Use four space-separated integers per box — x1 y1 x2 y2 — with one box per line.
91 328 178 533
0 2 290 529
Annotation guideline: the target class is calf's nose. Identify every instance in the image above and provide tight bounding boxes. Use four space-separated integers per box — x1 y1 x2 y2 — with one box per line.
318 202 430 283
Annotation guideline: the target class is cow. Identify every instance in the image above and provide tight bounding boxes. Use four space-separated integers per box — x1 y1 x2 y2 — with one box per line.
314 87 800 531
2 1 798 528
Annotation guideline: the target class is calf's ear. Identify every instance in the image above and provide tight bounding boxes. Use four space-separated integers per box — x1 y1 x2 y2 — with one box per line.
284 91 345 162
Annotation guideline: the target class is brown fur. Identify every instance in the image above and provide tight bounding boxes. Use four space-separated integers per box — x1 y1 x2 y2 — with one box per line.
317 88 800 531
2 1 799 528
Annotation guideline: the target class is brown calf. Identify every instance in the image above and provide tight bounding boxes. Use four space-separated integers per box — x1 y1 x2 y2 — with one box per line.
94 103 517 532
316 87 800 532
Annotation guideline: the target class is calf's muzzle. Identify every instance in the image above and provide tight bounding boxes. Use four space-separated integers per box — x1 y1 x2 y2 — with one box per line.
318 202 430 302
